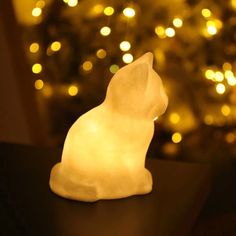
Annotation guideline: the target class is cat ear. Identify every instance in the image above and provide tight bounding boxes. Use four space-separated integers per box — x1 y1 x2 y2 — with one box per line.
133 52 153 67
128 62 149 89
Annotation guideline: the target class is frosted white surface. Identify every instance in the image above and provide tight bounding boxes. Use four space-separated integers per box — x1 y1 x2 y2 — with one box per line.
49 52 168 201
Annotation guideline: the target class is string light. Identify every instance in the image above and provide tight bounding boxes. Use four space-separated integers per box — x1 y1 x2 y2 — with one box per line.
91 4 104 15
34 79 44 90
227 75 236 86
104 6 114 16
119 41 131 51
225 132 235 143
32 7 42 17
214 19 223 29
205 69 215 80
169 113 180 124
32 63 42 74
225 70 234 79
204 115 213 125
122 53 133 64
155 26 166 38
172 132 182 143
42 84 53 97
201 8 212 18
231 0 236 9
123 7 135 18
68 85 79 96
162 142 178 155
100 26 111 36
216 83 225 94
29 43 39 53
173 18 183 28
50 41 61 52
96 49 107 59
214 71 224 82
67 0 78 7
36 0 46 8
222 62 232 71
206 21 217 35
221 104 231 116
165 27 175 37
82 61 93 71
109 64 119 74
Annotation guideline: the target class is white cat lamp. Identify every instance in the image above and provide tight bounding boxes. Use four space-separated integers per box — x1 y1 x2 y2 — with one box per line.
49 52 168 202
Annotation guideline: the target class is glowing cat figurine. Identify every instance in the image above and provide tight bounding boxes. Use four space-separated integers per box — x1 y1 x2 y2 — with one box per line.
49 52 168 202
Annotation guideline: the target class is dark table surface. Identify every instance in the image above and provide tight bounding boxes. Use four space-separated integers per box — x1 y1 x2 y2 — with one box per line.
0 142 211 236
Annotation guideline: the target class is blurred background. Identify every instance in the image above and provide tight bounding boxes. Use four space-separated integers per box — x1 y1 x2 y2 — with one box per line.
1 0 236 160
0 0 236 233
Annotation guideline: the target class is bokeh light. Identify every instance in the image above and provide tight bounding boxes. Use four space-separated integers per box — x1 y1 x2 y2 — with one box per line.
119 41 131 51
100 26 111 36
122 53 133 64
172 132 182 143
29 43 39 53
32 63 42 74
123 7 135 18
68 85 79 96
34 79 44 90
96 49 107 59
104 6 114 16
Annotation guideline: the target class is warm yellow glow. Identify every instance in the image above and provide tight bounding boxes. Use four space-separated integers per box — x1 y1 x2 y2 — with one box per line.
32 7 42 17
119 41 131 52
227 75 236 86
68 85 79 96
231 0 236 9
223 62 232 71
173 18 183 28
221 104 231 116
96 49 107 59
206 20 221 35
207 25 217 35
51 41 61 52
163 142 178 155
82 61 93 71
34 79 44 90
68 0 78 7
36 0 46 8
49 52 168 202
63 0 69 2
104 6 114 16
205 69 215 80
29 43 39 53
214 19 223 29
225 132 235 143
100 26 111 36
225 70 234 79
32 63 42 74
204 115 213 125
169 113 180 124
216 83 226 94
42 84 53 97
155 26 166 38
92 4 104 15
123 7 135 18
165 27 175 37
214 71 224 82
153 116 158 121
109 64 119 74
172 132 182 143
201 8 212 18
122 53 133 64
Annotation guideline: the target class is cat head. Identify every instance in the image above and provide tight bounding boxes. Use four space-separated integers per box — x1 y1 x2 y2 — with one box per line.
104 52 168 120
